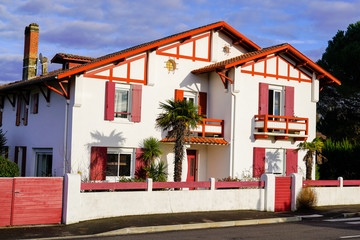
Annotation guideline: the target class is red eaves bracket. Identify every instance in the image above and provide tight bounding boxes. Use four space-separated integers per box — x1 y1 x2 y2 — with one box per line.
44 81 70 99
216 71 234 89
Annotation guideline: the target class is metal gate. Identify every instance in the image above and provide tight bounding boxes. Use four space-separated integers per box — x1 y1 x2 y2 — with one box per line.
0 177 63 227
275 177 291 212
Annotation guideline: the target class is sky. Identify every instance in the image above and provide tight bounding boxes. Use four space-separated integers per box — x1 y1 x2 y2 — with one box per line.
0 0 359 84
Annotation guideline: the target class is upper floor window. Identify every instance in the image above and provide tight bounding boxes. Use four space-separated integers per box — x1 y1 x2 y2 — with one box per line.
268 86 284 116
183 91 198 106
105 81 142 122
114 84 131 120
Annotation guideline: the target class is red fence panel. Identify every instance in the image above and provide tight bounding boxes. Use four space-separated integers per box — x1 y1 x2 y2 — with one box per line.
275 177 291 212
81 182 147 191
0 178 13 227
153 181 210 189
11 177 63 226
303 180 340 187
215 181 264 189
343 180 360 186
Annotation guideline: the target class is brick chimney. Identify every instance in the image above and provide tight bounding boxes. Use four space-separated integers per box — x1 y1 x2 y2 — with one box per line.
22 23 39 80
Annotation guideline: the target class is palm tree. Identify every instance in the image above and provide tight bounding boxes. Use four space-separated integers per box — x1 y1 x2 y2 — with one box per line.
142 137 163 165
297 137 327 180
156 99 202 182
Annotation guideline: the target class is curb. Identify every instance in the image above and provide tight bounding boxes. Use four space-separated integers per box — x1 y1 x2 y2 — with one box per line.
29 216 301 240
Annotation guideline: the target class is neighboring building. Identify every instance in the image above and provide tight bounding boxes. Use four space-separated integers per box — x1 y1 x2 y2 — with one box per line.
0 22 340 181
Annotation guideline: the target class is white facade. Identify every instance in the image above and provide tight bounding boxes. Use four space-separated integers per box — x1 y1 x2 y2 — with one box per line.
0 22 339 181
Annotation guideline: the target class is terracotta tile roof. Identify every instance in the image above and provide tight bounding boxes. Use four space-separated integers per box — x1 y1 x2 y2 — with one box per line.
192 43 341 86
0 21 260 92
161 137 229 145
51 53 95 63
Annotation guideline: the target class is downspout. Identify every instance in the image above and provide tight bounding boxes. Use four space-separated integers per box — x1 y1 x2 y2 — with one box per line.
230 82 236 178
64 99 70 176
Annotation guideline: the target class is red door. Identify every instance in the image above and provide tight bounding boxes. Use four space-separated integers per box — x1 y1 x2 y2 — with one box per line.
186 150 197 183
275 177 291 212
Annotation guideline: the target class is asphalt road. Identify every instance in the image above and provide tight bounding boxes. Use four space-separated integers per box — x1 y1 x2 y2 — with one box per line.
75 218 360 240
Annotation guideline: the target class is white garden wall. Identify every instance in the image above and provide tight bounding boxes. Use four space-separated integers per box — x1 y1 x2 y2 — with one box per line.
63 174 265 224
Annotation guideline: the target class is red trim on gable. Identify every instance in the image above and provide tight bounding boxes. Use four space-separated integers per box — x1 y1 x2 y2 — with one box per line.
57 21 260 80
84 54 147 85
156 33 211 62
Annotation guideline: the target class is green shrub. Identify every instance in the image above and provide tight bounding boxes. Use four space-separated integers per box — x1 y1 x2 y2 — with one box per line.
0 156 19 177
320 138 360 179
296 187 317 210
145 161 167 182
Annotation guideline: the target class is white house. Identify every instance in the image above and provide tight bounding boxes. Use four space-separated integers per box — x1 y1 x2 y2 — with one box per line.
0 22 340 181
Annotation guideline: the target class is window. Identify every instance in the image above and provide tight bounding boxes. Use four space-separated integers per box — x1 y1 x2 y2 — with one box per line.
114 84 131 120
265 148 285 175
183 91 198 106
106 148 134 178
105 82 142 122
268 86 284 116
35 149 52 177
16 96 28 126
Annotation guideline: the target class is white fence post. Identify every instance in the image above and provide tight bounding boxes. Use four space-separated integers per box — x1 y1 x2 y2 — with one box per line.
147 178 153 192
290 173 303 211
338 177 343 188
62 173 81 225
261 174 275 212
209 178 215 190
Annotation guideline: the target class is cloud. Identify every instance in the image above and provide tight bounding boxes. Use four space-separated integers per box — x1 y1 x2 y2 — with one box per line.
0 54 23 82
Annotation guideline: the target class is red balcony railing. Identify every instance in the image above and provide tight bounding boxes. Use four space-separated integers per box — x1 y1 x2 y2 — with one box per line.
191 118 224 138
254 114 308 141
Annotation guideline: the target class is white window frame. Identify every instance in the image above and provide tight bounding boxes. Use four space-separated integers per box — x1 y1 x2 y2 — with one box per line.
268 85 284 116
34 148 53 177
183 91 198 106
106 148 135 181
265 148 286 175
114 84 132 122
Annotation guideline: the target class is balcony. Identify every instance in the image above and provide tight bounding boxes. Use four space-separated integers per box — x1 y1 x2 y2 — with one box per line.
254 115 308 141
191 118 224 138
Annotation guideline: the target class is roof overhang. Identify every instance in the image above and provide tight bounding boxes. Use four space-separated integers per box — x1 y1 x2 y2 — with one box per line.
161 137 229 145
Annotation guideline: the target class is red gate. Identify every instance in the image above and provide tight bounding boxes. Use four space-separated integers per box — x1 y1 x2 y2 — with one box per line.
275 177 291 212
0 177 63 227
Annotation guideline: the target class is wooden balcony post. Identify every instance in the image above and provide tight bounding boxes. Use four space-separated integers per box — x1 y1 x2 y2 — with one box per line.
202 119 206 137
264 115 268 133
285 117 289 134
221 120 224 138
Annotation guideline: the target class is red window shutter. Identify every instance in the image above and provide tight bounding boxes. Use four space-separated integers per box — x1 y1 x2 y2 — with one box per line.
16 96 21 126
32 93 39 114
253 147 265 177
21 147 26 176
105 81 115 121
285 86 294 116
198 92 207 116
90 146 107 181
131 85 142 122
286 149 298 175
258 83 269 115
14 146 19 164
135 148 146 179
23 106 28 126
175 89 184 101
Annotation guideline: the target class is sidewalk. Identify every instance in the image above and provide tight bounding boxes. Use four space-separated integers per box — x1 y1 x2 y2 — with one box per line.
1 205 360 240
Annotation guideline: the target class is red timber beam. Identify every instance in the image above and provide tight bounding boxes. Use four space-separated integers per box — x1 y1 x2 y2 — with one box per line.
44 80 70 99
216 70 233 88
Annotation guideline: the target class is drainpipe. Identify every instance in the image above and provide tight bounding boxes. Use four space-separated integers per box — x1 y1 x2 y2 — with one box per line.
64 99 70 176
230 72 237 178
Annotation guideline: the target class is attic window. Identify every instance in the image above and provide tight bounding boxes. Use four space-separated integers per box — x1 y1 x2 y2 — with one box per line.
165 59 177 72
223 45 230 55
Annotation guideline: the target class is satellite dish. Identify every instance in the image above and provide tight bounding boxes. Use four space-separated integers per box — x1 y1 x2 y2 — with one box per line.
39 53 43 64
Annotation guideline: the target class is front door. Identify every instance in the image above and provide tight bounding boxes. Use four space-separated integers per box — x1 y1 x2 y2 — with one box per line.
186 150 197 183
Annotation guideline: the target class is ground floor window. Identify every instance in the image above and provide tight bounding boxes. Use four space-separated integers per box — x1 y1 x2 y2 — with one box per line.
106 148 133 178
35 149 53 177
265 148 285 175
